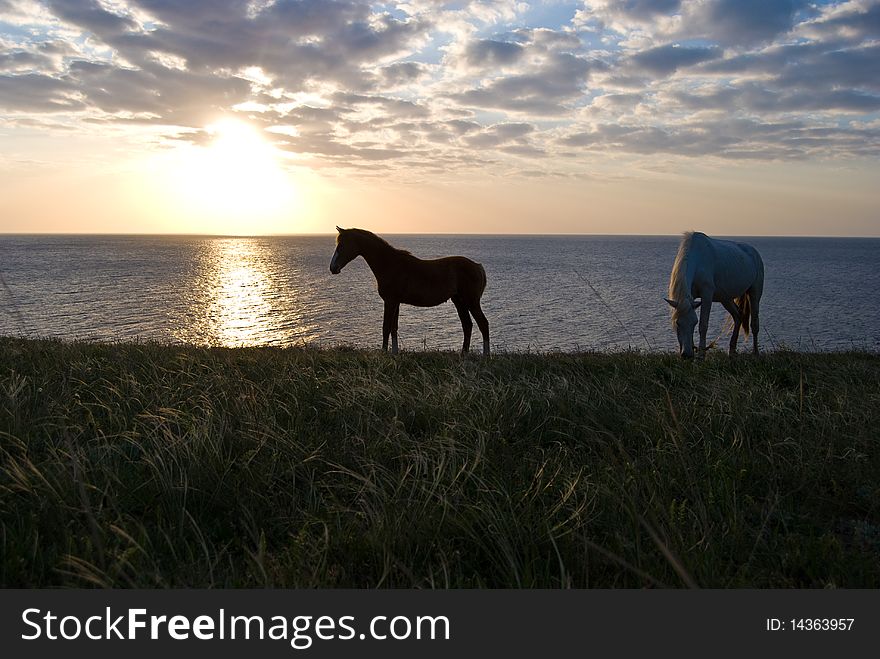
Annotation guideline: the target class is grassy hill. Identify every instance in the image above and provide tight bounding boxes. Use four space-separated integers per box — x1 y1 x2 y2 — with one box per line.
1 337 878 587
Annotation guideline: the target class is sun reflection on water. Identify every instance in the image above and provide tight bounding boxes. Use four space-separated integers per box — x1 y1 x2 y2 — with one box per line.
174 238 317 347
210 239 276 346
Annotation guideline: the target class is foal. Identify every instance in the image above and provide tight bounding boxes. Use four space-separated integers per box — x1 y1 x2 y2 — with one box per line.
329 227 490 355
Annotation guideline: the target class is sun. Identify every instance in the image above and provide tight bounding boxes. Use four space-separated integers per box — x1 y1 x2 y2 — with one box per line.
158 118 300 234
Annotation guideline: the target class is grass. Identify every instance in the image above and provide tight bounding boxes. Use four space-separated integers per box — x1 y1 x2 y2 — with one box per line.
0 336 878 588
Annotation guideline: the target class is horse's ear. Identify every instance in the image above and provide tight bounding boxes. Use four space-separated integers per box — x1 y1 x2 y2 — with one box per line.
664 298 678 309
336 225 343 233
693 299 702 309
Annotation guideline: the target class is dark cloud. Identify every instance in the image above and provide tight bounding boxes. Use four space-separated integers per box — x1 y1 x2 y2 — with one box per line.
595 92 643 107
775 44 880 91
499 143 546 157
452 51 592 115
45 0 139 35
674 42 880 117
0 50 54 73
577 0 681 27
283 135 407 161
445 119 480 135
524 28 582 51
465 122 535 148
0 72 83 111
63 59 253 123
675 83 880 114
806 0 880 41
686 0 811 47
333 92 430 119
607 0 681 20
379 61 428 88
464 39 524 67
701 42 880 94
561 116 880 160
630 43 720 75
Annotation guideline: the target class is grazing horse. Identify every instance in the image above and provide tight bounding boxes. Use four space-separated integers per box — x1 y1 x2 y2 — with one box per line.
329 227 490 356
665 231 764 359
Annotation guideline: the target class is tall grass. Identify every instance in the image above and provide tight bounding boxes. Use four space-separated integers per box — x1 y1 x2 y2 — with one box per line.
0 337 878 587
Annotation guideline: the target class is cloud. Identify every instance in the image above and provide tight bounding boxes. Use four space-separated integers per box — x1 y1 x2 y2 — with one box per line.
801 0 880 41
675 42 880 115
39 0 430 89
463 38 525 67
0 48 53 73
588 0 682 21
0 0 878 175
464 121 535 147
630 43 720 75
674 83 880 114
333 92 431 119
561 116 880 160
378 61 429 88
684 0 810 47
45 0 138 35
450 49 593 115
0 71 83 110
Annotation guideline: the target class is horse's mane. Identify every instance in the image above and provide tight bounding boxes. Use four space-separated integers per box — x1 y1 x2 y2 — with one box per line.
668 231 694 324
343 228 411 256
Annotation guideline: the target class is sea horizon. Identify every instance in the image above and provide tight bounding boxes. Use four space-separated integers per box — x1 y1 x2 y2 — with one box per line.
3 232 880 239
2 234 878 353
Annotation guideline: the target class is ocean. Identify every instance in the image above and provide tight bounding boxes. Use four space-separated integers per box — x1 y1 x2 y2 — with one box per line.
1 234 878 352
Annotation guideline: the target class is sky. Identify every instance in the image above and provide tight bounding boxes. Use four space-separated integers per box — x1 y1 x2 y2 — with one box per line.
0 0 878 236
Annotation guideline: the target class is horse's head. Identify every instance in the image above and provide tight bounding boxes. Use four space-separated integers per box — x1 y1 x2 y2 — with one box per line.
330 226 360 274
665 297 701 359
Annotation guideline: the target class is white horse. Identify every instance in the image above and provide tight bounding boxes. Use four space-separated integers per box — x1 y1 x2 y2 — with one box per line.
665 231 764 359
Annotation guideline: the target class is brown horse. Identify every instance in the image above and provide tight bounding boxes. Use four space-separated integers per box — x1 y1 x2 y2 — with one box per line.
329 227 490 355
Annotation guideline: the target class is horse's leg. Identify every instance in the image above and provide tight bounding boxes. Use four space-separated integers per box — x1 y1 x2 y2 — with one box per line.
469 301 490 357
749 292 760 355
390 302 400 354
382 300 393 352
697 291 713 359
452 296 472 353
721 299 741 356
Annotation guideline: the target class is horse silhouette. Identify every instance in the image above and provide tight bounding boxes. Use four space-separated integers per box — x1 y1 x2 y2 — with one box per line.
330 227 490 355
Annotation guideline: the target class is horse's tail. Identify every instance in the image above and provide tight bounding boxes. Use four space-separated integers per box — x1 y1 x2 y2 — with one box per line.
722 293 752 338
737 293 752 338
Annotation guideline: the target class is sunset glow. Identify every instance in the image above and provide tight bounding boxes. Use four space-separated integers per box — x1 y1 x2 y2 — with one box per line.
158 120 300 235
